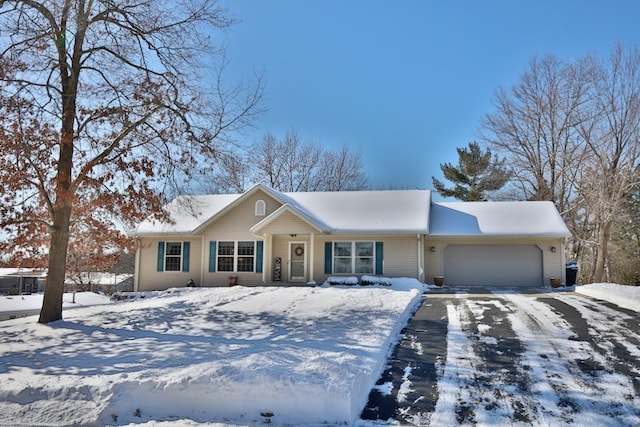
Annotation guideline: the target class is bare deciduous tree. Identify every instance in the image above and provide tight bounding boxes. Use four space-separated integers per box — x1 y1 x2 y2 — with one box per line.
576 45 640 282
0 0 263 323
481 54 592 213
316 145 368 191
208 130 368 193
480 45 640 283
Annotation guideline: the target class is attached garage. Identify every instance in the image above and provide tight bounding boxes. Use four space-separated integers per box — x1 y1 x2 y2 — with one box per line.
443 244 543 286
427 201 571 287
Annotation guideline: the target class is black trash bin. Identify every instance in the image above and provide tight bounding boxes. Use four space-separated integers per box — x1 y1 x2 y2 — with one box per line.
565 261 578 286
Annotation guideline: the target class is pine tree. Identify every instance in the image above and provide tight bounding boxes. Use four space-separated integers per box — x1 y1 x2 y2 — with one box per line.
432 142 511 201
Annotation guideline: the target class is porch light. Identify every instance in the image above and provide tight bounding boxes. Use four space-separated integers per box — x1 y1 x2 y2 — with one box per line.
430 246 436 252
550 246 556 253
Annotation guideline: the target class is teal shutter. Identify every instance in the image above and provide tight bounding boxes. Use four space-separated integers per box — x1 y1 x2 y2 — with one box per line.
208 241 217 272
182 242 190 272
324 242 332 274
157 242 165 272
256 241 264 273
375 242 384 275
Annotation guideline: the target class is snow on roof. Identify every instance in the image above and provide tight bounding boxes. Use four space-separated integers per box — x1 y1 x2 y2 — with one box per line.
0 268 47 277
136 186 431 236
285 190 431 234
135 185 569 238
136 193 241 235
429 201 571 237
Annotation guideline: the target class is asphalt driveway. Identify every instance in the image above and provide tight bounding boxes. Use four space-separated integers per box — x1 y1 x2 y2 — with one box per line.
360 288 640 426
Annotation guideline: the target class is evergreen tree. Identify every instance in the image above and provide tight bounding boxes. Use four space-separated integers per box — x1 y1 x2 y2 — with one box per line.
432 142 511 201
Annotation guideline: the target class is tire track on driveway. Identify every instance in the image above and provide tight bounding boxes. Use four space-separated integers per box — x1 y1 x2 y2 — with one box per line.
360 292 640 426
546 294 640 396
503 293 640 425
463 298 538 424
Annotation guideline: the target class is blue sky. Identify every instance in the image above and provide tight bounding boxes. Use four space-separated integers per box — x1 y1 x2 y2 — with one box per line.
217 1 640 191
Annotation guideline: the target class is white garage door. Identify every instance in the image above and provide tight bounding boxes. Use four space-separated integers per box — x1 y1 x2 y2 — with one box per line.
443 245 543 286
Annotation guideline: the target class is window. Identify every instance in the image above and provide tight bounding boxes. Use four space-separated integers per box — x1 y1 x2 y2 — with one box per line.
333 242 352 273
237 241 255 272
255 199 266 216
217 241 235 272
157 241 190 272
333 241 374 274
217 241 256 272
165 242 183 271
355 242 374 273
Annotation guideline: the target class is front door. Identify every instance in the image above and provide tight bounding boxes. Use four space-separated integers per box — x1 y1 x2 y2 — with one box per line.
289 242 306 282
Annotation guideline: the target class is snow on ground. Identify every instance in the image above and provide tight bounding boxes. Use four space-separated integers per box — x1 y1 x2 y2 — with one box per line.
575 283 640 312
1 281 636 426
0 280 425 426
0 292 112 320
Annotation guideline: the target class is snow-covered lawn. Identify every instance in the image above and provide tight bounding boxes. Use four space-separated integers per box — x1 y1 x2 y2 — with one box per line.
0 280 425 426
1 282 637 426
0 291 113 320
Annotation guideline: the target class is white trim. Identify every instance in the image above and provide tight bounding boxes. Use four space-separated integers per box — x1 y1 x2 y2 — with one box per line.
200 235 205 286
134 244 141 292
309 233 315 283
417 234 424 282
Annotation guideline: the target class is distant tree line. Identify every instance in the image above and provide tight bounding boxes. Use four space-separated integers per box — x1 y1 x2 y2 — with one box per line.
199 129 368 194
434 44 640 285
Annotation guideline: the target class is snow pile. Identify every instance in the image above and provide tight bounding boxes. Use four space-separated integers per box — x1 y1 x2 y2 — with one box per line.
0 281 424 426
575 283 640 312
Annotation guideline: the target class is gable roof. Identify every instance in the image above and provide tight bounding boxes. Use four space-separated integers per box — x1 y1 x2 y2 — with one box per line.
135 184 431 236
135 185 570 238
429 201 571 237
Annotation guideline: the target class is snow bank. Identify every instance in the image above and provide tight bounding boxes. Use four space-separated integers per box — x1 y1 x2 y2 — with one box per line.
0 281 425 426
575 283 640 312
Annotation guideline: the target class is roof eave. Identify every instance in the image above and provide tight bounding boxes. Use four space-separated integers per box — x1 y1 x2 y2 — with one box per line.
134 230 200 238
428 232 571 238
330 229 429 235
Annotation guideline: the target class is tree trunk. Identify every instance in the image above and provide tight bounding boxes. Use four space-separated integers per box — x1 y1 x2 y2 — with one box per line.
38 58 76 324
593 220 611 283
38 206 72 323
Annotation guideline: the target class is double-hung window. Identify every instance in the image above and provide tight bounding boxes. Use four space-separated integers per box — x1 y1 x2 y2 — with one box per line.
157 241 190 272
217 241 255 272
333 241 374 274
237 241 256 272
164 242 183 271
217 242 236 272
